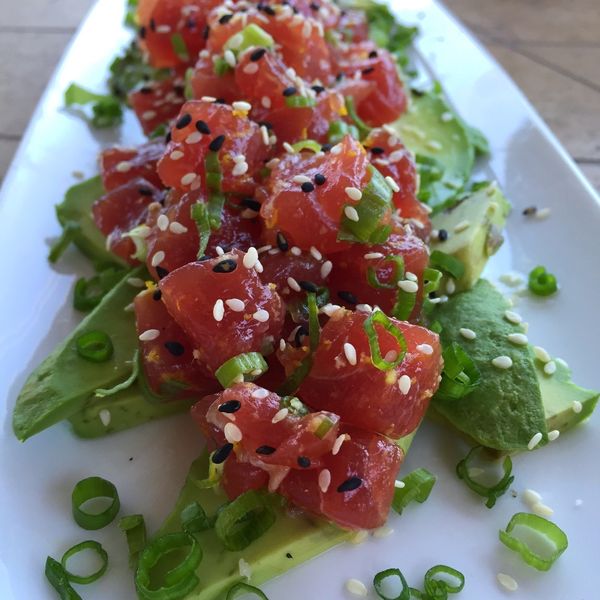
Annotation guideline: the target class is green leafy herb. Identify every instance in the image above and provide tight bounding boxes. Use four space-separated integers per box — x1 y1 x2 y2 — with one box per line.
64 83 123 128
124 0 138 28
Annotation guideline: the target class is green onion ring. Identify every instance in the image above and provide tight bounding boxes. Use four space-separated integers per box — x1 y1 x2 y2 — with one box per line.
285 95 316 108
291 139 322 153
392 468 436 514
423 565 465 596
226 582 270 599
409 589 426 599
180 501 212 533
436 342 481 400
75 330 114 362
363 310 407 371
71 476 120 530
422 267 442 295
215 352 268 388
528 265 558 296
499 512 568 571
60 540 108 585
373 568 410 600
119 514 147 568
45 556 82 600
367 255 404 290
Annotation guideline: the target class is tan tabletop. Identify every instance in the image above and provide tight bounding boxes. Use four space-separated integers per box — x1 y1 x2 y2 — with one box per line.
0 0 598 192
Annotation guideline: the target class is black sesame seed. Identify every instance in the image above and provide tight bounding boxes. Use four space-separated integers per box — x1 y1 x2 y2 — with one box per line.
202 25 210 40
286 552 293 559
301 181 315 193
368 50 378 58
212 443 234 464
522 206 537 216
139 26 147 39
195 120 211 135
264 5 276 15
337 476 362 492
219 13 233 24
428 291 437 299
282 86 297 97
175 113 192 129
156 266 169 279
258 120 273 130
165 131 172 144
256 445 276 455
139 86 153 96
311 85 326 94
138 186 153 196
209 134 226 152
214 98 226 104
149 18 156 31
437 228 448 242
276 231 289 251
164 341 185 356
299 280 319 293
321 143 333 153
213 258 237 273
241 197 261 212
314 173 326 186
338 290 358 305
309 2 320 10
370 146 385 155
291 6 298 14
250 48 267 62
152 289 162 301
186 18 196 29
218 399 241 413
411 87 425 97
198 255 210 262
297 456 311 468
335 72 344 82
294 325 309 347
362 66 375 75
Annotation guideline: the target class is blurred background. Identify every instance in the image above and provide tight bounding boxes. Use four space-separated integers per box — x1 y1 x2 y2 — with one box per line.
0 0 598 190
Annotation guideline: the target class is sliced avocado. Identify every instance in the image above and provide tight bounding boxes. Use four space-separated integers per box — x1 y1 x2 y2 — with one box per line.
430 279 548 452
55 176 126 267
13 267 143 441
68 381 194 438
430 183 511 291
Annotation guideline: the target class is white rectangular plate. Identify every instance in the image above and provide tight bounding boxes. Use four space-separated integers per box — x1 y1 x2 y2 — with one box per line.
0 0 598 598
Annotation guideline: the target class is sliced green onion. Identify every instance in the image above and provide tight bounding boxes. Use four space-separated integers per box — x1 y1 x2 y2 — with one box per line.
423 565 465 597
373 568 410 600
95 349 139 397
291 139 322 153
226 582 270 599
60 540 108 585
422 267 442 295
193 452 224 489
338 165 393 244
314 415 335 439
45 556 82 600
409 589 426 599
205 151 225 229
285 95 316 108
363 310 406 371
327 120 353 144
71 476 120 530
180 501 212 533
170 33 189 61
48 221 80 263
190 202 211 258
499 512 568 571
345 96 372 140
215 352 268 388
184 67 194 100
367 255 404 290
392 468 436 514
528 266 558 297
429 250 465 280
224 23 274 54
73 266 126 312
119 514 147 568
213 56 233 76
428 320 443 334
306 292 320 351
75 331 114 362
279 395 310 417
436 342 480 400
135 532 202 599
393 288 417 322
456 446 513 508
214 490 276 551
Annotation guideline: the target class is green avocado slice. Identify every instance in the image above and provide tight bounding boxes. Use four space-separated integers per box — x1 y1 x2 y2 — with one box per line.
13 267 143 441
55 175 126 267
429 279 548 452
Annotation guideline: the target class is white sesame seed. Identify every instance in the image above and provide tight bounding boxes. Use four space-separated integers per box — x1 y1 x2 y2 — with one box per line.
243 247 258 269
332 435 346 456
343 342 357 366
97 409 111 427
527 432 543 450
141 110 157 120
356 303 373 313
139 329 160 341
384 350 398 362
320 303 342 317
224 49 236 68
185 131 202 144
213 299 224 322
548 429 560 441
441 111 454 122
309 246 322 261
116 160 132 172
293 175 311 184
523 489 542 505
572 400 583 413
180 172 196 186
373 525 394 539
124 302 135 312
492 355 513 369
215 246 225 256
532 501 554 517
459 328 476 340
394 480 406 489
156 24 171 33
364 252 384 260
243 61 259 75
507 332 528 345
232 161 249 176
258 245 272 254
385 176 400 193
290 246 302 256
252 387 270 399
398 280 419 293
344 206 360 222
225 298 245 312
157 214 169 231
279 338 286 351
169 221 188 234
398 374 411 394
330 143 342 155
283 142 296 154
261 95 272 109
232 100 252 112
190 176 201 191
260 125 270 145
499 272 525 287
318 469 331 493
544 360 557 375
350 530 368 545
504 310 523 324
416 344 434 356
535 207 551 220
533 346 551 363
496 573 518 592
320 260 333 279
201 95 217 103
454 219 470 233
151 251 165 267
345 579 368 597
272 407 289 423
254 259 264 273
445 278 456 295
345 187 362 201
426 140 443 151
238 558 252 580
286 277 301 292
302 20 312 38
224 422 243 443
253 309 270 322
127 277 146 288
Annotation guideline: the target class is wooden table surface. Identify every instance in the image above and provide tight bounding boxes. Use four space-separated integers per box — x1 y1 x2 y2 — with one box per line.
1 0 598 192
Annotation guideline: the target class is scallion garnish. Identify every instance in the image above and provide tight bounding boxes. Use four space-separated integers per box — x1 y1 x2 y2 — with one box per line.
205 150 225 230
345 96 372 140
75 331 114 363
180 501 212 533
291 139 322 153
119 514 147 568
94 349 139 397
48 221 80 263
224 23 274 55
528 265 558 296
192 451 225 489
170 33 190 61
135 532 202 599
64 83 123 128
60 540 108 585
366 255 416 320
190 202 211 258
226 582 270 599
284 95 317 108
327 120 358 144
73 266 127 311
456 446 514 508
392 468 436 514
215 352 268 388
213 56 233 76
363 310 407 371
429 250 465 280
423 565 465 597
373 568 410 600
71 476 120 530
45 556 82 600
436 342 480 400
422 267 442 295
499 512 568 571
214 490 276 551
